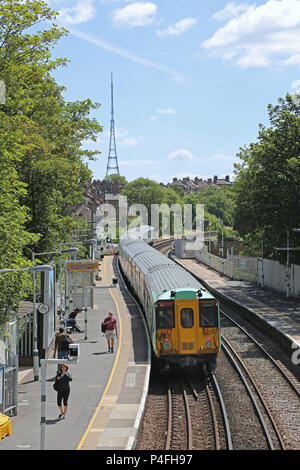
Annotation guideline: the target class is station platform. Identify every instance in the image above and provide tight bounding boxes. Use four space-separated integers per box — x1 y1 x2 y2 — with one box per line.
172 255 300 351
1 255 150 451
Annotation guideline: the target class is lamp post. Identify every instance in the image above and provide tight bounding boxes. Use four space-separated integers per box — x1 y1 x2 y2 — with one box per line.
60 239 97 316
275 228 300 298
61 238 97 260
217 219 224 257
32 248 78 380
204 218 211 252
261 239 264 289
0 265 53 382
57 247 79 315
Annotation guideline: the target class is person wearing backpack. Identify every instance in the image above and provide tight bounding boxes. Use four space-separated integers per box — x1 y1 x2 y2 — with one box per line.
102 311 118 353
53 327 73 371
53 364 72 420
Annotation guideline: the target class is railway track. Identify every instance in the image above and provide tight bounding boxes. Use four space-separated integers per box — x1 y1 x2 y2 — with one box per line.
152 238 174 255
137 369 232 451
183 371 232 450
150 244 300 449
219 309 300 449
221 335 284 450
166 376 192 450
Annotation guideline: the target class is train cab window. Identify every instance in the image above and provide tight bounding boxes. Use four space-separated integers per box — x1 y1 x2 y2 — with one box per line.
199 302 218 327
180 308 194 328
156 304 174 329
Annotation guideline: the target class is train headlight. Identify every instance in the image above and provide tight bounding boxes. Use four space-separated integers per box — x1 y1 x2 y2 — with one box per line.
163 338 171 350
205 337 212 348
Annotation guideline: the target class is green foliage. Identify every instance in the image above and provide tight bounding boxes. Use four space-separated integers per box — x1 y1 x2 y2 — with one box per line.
183 187 234 231
0 0 103 319
233 94 300 262
0 135 38 322
105 174 127 185
121 178 182 236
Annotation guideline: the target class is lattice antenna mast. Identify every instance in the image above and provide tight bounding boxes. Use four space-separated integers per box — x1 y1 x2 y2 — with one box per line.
106 72 120 176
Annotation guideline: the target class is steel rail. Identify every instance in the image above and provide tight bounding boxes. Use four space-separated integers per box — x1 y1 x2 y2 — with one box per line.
182 380 193 450
165 378 192 450
220 309 300 400
221 339 275 450
165 382 172 450
205 379 220 450
210 372 233 450
221 335 286 450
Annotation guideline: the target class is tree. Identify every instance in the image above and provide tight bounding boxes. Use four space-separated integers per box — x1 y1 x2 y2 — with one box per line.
121 178 183 236
122 178 166 223
233 94 300 262
0 135 38 323
183 188 234 231
105 174 127 185
0 0 103 259
0 0 103 318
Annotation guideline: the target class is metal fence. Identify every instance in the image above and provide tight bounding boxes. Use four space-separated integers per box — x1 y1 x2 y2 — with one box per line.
18 312 33 360
191 249 259 282
0 320 18 416
183 246 300 298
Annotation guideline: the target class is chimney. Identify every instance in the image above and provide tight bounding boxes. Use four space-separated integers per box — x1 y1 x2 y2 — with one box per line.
225 175 230 182
213 175 218 184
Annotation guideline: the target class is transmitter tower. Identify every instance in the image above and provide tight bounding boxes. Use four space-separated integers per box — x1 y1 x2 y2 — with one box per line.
106 73 120 177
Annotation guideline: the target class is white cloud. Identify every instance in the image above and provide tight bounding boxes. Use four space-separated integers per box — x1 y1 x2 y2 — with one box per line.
203 0 300 68
167 149 196 162
57 0 95 25
119 159 158 166
121 136 143 146
149 116 157 120
292 79 300 90
157 18 197 37
156 108 179 115
212 2 251 21
211 152 238 161
71 29 186 85
105 127 129 138
111 2 157 27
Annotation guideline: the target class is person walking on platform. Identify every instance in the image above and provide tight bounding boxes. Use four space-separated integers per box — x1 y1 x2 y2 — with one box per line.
54 364 72 419
103 311 118 353
53 327 73 371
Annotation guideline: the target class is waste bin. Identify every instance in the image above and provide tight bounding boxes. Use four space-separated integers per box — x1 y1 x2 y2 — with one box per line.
0 414 12 440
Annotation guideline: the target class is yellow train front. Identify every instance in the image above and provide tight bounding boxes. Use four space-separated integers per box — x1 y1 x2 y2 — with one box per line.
155 288 220 371
119 238 221 372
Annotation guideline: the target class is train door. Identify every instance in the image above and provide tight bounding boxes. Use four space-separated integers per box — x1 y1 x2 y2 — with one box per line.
176 300 198 355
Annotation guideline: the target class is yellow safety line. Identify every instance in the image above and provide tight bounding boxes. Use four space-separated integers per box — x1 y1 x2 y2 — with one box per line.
76 256 123 450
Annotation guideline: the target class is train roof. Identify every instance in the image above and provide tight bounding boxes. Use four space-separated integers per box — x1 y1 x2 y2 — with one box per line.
120 238 214 300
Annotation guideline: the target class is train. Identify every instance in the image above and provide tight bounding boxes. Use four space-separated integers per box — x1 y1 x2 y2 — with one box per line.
118 237 221 372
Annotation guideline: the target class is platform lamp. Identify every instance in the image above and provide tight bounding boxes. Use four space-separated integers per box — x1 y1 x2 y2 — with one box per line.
216 219 224 257
204 218 211 252
60 239 97 316
0 265 53 382
58 246 79 315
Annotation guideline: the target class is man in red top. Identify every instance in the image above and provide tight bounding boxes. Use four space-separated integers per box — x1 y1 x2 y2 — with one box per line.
103 311 118 353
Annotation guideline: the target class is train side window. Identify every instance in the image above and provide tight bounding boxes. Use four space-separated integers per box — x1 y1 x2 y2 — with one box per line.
199 302 218 327
156 306 174 329
180 308 194 328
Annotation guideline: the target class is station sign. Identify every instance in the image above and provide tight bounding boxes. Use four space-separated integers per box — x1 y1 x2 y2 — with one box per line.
67 261 99 272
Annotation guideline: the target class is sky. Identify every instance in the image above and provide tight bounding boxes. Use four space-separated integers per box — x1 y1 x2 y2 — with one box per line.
46 0 300 184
